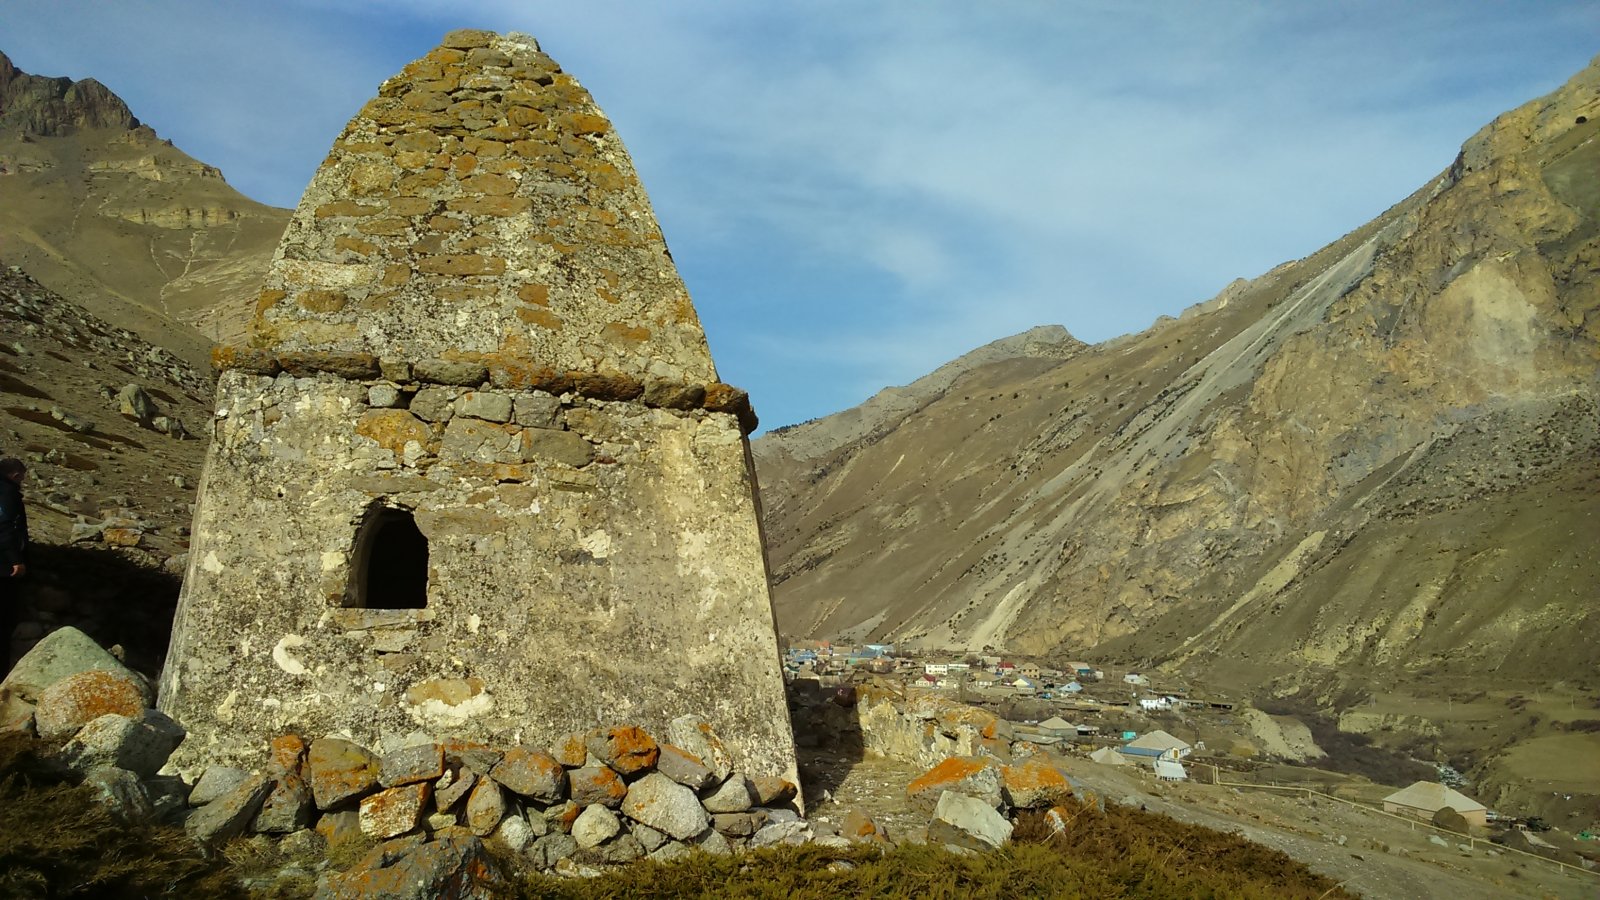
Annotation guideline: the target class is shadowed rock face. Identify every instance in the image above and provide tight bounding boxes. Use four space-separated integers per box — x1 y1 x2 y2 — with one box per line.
159 31 796 789
249 30 716 389
0 50 138 135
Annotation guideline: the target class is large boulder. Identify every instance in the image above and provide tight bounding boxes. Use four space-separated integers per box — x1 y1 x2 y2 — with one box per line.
906 756 1004 812
34 669 150 740
928 790 1013 850
0 626 131 703
1000 757 1074 810
59 709 185 776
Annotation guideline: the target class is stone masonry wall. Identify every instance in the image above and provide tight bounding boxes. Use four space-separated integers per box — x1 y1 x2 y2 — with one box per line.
160 30 796 792
161 368 795 786
250 30 715 389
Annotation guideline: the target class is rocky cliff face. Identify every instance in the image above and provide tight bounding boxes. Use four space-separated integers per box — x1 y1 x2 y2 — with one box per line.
753 57 1600 682
0 49 288 367
0 50 138 135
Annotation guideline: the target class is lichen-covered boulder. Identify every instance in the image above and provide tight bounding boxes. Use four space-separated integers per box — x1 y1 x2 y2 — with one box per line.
464 778 505 837
906 756 1004 812
568 765 627 808
309 737 382 809
490 747 566 803
34 669 149 740
0 626 135 703
1000 757 1074 810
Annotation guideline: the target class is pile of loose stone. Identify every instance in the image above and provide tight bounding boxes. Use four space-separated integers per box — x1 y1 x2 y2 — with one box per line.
0 627 839 894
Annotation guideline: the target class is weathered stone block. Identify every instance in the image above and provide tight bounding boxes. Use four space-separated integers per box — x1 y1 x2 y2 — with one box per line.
667 716 735 783
710 811 765 837
620 773 707 840
701 775 756 813
318 833 501 900
464 778 505 836
568 765 627 808
571 804 621 849
83 765 154 822
61 709 185 777
414 358 488 386
408 385 455 422
186 773 273 847
511 394 561 428
381 742 445 787
360 782 432 840
654 743 715 791
752 774 798 807
928 790 1012 850
309 737 381 809
190 765 249 805
585 726 658 777
491 748 566 803
516 427 592 467
457 391 513 423
435 769 477 812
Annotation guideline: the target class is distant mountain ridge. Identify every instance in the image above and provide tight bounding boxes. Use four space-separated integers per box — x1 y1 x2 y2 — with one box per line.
752 55 1599 673
0 49 288 369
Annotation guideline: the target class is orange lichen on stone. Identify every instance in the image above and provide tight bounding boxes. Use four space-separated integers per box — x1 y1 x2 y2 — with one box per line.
516 308 563 329
1000 757 1073 809
356 409 431 456
298 290 348 313
905 756 991 799
602 323 650 344
256 289 287 315
588 725 660 776
551 731 593 768
34 669 149 739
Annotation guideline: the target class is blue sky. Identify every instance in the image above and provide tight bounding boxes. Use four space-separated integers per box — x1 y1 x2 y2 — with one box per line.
6 2 1596 431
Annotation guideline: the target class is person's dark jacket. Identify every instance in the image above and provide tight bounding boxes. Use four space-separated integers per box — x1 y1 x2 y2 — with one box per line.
0 477 27 571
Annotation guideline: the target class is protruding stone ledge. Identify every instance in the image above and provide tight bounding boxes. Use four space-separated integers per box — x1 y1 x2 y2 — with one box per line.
212 346 759 434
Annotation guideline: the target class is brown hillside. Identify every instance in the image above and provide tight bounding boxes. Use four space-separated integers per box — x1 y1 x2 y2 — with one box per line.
0 49 287 368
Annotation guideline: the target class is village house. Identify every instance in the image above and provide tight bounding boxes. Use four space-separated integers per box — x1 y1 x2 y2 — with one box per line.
1017 662 1043 679
1012 676 1039 695
1125 672 1151 686
1382 782 1489 828
924 662 951 676
1118 730 1192 762
1038 716 1076 739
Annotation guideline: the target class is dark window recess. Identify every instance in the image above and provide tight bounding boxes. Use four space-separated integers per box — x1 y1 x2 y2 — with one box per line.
348 508 429 609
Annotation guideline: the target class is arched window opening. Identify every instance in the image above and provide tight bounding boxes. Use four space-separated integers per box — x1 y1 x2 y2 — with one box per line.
347 507 429 609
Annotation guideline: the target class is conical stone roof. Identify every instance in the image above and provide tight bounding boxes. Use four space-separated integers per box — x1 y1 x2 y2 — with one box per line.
249 29 717 390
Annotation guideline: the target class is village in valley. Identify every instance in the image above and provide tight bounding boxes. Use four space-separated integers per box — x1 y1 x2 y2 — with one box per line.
780 639 1592 876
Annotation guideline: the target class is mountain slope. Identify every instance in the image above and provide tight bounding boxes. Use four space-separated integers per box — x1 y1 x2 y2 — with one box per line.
0 50 288 368
753 57 1600 676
